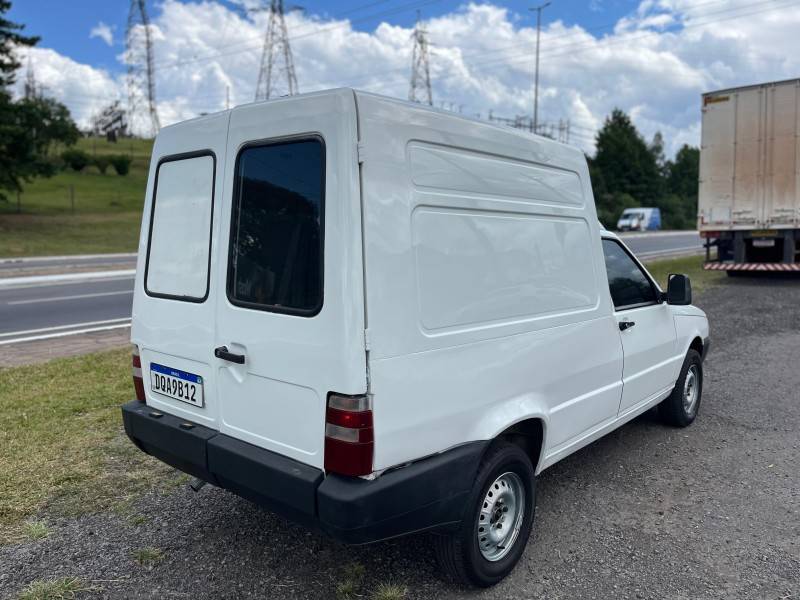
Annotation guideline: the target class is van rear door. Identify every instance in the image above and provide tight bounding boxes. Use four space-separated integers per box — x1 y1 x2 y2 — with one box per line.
214 90 366 469
133 111 229 430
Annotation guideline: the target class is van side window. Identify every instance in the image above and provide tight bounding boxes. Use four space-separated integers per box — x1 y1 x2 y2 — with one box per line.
228 138 325 316
601 239 657 310
145 153 215 302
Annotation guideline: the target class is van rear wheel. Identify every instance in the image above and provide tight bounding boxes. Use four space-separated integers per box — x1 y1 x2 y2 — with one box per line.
434 442 535 587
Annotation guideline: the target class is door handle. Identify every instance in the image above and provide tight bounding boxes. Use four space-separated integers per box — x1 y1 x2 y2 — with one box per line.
619 321 636 331
214 346 245 364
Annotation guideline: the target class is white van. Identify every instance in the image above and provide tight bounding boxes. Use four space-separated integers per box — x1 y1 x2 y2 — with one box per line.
617 207 662 231
123 89 709 587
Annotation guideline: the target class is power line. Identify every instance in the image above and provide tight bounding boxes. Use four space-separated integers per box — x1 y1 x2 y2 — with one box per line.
54 0 792 104
46 0 798 134
454 0 798 75
255 0 794 100
151 0 446 73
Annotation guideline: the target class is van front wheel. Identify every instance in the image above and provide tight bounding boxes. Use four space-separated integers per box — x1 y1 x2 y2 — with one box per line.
434 442 535 587
659 349 703 427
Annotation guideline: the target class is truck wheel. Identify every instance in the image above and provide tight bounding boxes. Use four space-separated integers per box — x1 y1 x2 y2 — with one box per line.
434 441 535 587
659 349 703 427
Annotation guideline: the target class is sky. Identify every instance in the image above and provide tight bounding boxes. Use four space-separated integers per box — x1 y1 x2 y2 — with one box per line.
8 0 800 156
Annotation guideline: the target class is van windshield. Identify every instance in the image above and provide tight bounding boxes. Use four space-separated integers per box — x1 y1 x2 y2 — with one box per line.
228 138 325 315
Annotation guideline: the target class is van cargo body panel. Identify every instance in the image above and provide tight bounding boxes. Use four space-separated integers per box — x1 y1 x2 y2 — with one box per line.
353 91 623 472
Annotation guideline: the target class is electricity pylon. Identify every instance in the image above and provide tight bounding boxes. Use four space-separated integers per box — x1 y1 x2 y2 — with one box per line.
23 55 38 99
255 0 299 101
126 0 160 137
408 11 432 106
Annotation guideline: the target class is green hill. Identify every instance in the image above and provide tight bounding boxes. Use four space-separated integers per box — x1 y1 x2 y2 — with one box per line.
0 137 153 257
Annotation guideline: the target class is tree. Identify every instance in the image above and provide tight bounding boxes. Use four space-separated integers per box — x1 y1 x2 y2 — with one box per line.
589 109 663 226
0 0 37 89
662 144 700 229
666 144 700 200
589 108 700 230
0 2 80 200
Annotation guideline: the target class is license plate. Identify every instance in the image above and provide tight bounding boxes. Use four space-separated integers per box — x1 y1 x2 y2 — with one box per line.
150 363 204 407
752 239 776 248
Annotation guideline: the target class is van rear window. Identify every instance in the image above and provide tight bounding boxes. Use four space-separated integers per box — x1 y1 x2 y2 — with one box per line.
227 138 325 315
145 153 215 302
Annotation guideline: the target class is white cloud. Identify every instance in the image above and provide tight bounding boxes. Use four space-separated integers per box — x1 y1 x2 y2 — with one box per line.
12 47 121 129
16 0 800 156
90 22 115 46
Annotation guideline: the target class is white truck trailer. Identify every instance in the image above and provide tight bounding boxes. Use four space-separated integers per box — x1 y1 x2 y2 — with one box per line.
699 78 800 272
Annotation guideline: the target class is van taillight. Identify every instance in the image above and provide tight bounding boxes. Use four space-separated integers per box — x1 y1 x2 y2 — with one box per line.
132 344 145 402
324 393 373 477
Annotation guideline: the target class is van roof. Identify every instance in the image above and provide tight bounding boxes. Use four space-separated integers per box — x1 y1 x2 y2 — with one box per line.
159 88 582 157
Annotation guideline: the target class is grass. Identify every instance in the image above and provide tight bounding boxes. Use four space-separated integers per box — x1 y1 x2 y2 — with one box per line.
0 348 182 545
0 136 152 257
2 137 152 216
132 546 164 568
17 577 93 600
0 212 141 257
127 514 149 527
646 254 725 294
21 520 51 541
336 562 366 599
372 583 408 600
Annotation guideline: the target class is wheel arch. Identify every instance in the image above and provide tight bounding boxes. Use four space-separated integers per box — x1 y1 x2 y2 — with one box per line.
490 417 547 475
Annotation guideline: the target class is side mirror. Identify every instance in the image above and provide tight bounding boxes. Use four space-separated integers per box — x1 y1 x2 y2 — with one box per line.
666 273 692 305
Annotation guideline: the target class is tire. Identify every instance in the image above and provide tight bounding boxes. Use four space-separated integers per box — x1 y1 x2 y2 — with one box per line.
434 441 535 587
659 349 703 427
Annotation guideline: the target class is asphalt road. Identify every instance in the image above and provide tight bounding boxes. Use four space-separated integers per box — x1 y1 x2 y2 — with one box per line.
0 233 701 344
619 230 703 259
2 272 798 599
0 278 133 340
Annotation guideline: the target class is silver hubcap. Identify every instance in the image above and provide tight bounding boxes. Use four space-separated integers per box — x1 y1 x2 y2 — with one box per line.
477 472 525 562
683 364 700 416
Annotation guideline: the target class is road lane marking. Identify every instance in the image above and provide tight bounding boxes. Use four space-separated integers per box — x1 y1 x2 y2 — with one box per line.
0 321 131 346
0 252 136 265
7 289 134 305
617 231 700 239
636 245 704 256
0 317 131 339
0 269 136 288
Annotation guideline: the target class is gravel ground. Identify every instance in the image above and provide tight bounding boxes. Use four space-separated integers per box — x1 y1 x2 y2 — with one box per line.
2 276 799 600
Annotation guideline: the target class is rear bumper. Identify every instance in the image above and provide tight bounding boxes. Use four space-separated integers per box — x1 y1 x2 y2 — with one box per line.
122 401 485 544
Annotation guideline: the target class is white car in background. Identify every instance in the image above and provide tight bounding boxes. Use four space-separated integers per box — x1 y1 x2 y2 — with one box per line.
617 207 662 231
